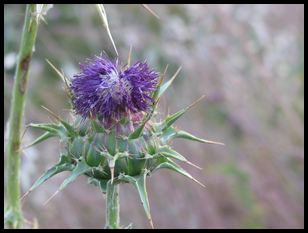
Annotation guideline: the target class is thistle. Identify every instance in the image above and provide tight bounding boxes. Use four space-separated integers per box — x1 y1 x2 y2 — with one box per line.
22 53 223 229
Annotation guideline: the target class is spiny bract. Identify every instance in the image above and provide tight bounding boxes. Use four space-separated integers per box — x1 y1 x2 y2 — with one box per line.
24 54 223 228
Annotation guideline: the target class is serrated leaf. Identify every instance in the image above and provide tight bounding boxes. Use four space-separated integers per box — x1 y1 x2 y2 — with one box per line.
24 155 73 196
59 159 92 190
24 131 55 149
154 159 205 188
157 66 182 99
161 95 205 131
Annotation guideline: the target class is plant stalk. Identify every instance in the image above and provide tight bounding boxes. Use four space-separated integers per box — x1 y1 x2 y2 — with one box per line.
5 4 39 229
105 181 120 229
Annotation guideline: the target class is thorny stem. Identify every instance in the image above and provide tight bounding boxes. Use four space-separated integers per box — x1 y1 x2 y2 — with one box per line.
5 4 39 229
105 181 120 229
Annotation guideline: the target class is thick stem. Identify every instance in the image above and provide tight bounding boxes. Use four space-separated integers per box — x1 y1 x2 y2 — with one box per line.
105 181 120 229
5 4 39 229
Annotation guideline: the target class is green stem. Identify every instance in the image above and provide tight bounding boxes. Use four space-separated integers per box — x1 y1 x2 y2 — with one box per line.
105 181 120 229
5 4 39 229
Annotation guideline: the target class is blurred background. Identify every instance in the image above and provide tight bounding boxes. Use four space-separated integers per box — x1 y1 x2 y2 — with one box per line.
4 4 304 229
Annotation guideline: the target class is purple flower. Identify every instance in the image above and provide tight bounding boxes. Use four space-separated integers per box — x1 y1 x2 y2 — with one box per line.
70 55 159 126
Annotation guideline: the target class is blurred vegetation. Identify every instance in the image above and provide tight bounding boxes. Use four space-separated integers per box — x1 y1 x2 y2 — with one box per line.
4 4 304 229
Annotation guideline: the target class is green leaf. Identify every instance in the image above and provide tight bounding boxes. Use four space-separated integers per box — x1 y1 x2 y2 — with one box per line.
117 137 128 153
118 170 154 228
161 95 205 131
128 123 145 140
28 123 60 134
59 120 76 137
135 170 153 228
86 143 104 167
160 127 224 146
158 146 202 170
69 137 84 159
157 66 182 99
154 159 205 188
25 155 73 194
24 131 55 148
87 177 100 187
40 106 76 138
173 130 224 145
91 119 105 133
87 178 108 193
158 146 187 162
59 159 92 190
29 122 68 139
152 64 168 101
107 129 116 155
74 117 89 136
159 126 176 143
118 173 136 184
162 109 187 131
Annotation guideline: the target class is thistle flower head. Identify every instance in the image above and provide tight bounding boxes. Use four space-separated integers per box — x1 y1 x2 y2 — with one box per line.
27 53 223 229
70 55 159 127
